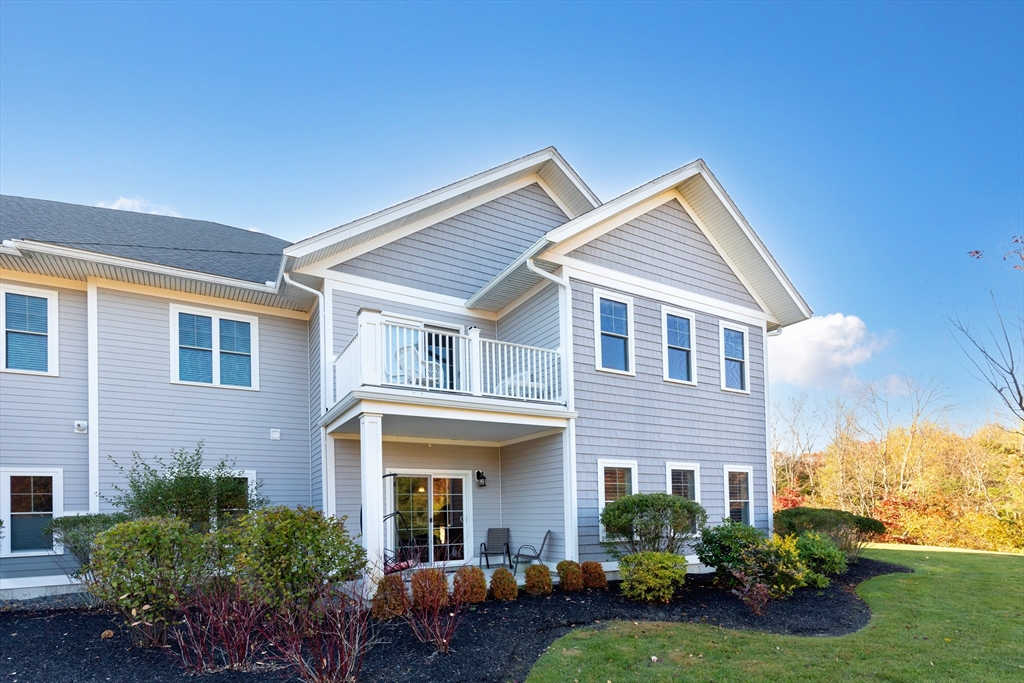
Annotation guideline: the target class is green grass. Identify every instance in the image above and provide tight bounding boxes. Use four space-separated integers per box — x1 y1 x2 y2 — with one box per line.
526 548 1024 682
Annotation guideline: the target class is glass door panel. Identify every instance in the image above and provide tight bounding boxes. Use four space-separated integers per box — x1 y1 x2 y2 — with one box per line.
431 477 465 562
390 474 467 565
393 476 430 563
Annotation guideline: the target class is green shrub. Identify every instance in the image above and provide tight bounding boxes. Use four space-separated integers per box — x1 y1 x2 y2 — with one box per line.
411 568 449 609
489 567 518 601
453 566 487 604
89 516 206 646
693 519 765 582
618 551 688 603
524 564 552 595
774 507 885 562
737 535 808 599
795 531 848 586
599 493 708 558
44 512 131 577
371 574 410 620
105 442 268 533
581 561 607 589
556 560 584 592
235 506 366 608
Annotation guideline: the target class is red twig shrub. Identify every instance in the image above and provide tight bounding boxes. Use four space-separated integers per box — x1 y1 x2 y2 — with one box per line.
171 578 268 672
581 561 607 589
774 488 806 510
403 568 462 653
731 570 771 616
370 573 410 621
452 566 487 604
524 564 552 596
489 568 518 601
556 560 584 592
410 568 449 609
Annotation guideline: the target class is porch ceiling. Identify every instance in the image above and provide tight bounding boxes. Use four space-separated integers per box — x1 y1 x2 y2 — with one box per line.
330 413 560 444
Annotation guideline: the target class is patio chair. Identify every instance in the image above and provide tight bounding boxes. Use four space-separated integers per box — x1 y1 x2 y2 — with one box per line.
512 530 552 575
392 344 445 388
479 527 512 569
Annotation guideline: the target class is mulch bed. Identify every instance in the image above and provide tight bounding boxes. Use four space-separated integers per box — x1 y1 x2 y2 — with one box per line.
1 558 909 683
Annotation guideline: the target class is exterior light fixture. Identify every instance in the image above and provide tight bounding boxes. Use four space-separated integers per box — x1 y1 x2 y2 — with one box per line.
475 470 487 487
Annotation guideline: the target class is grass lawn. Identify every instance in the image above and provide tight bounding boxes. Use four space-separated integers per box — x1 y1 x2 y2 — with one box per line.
526 547 1024 682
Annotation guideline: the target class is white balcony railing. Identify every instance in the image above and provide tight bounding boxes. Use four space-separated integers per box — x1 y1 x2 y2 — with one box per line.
332 310 563 406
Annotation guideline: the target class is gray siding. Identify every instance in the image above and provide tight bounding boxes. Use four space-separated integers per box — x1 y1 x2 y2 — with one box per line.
569 199 760 310
95 288 311 508
0 553 76 580
496 283 560 349
0 282 90 514
332 184 569 299
570 279 768 562
500 433 565 563
309 300 323 510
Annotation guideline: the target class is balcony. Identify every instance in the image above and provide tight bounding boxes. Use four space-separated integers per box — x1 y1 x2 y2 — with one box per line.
332 310 564 407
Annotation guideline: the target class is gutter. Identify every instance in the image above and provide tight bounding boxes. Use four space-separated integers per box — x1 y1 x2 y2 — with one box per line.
283 273 328 415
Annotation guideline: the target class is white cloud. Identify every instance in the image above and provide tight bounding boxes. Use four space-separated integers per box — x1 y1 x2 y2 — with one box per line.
97 196 180 217
768 313 886 389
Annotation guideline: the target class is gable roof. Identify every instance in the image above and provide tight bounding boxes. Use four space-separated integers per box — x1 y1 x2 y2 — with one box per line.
467 159 812 328
0 194 290 285
283 147 600 272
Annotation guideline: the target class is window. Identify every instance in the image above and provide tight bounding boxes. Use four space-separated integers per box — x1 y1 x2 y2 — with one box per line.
1 469 63 556
725 466 753 525
665 462 700 503
597 458 638 540
0 284 58 376
662 307 695 384
170 305 259 389
593 289 634 375
720 322 749 392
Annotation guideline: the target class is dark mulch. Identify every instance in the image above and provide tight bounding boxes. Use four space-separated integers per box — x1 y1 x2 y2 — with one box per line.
0 558 909 683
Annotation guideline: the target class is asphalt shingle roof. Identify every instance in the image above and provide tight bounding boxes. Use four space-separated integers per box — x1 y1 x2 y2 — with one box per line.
0 195 289 284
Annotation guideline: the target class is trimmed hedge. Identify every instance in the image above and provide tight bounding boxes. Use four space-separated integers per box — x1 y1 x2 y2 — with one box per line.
524 564 553 595
556 560 584 592
693 519 765 582
490 568 518 601
775 507 885 561
599 493 707 557
618 551 687 603
453 566 487 604
581 561 607 589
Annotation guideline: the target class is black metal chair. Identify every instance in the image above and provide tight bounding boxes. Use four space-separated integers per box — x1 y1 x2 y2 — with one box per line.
479 527 512 569
513 530 552 575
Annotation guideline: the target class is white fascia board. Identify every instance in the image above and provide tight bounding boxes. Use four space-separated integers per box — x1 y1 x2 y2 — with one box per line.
543 147 602 209
465 238 553 310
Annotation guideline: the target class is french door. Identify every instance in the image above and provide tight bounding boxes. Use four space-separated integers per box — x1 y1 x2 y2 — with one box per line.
390 473 468 564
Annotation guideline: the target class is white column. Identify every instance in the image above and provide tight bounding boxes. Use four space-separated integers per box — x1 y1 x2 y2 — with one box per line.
468 327 482 396
359 413 385 575
356 308 383 387
87 280 100 513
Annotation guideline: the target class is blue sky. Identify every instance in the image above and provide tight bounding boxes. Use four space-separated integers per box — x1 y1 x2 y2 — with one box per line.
1 1 1021 428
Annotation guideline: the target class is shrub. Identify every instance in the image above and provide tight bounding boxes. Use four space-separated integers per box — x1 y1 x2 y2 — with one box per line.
556 560 584 592
452 566 487 604
235 506 366 608
171 577 268 673
411 568 449 609
44 512 131 578
619 551 688 603
581 561 607 589
774 507 885 562
89 516 206 646
105 442 268 533
371 574 410 621
795 531 848 584
730 571 771 615
693 519 765 582
489 568 518 601
524 564 552 595
737 535 808 599
599 493 708 558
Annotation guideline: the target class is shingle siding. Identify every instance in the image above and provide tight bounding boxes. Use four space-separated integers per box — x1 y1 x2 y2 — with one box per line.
332 184 569 299
569 199 760 310
496 283 560 349
500 433 565 563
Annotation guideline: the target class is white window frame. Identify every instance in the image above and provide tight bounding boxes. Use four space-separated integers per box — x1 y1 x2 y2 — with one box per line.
592 289 635 376
170 304 260 390
0 283 59 377
597 458 639 541
383 468 475 567
0 468 64 557
724 465 754 526
719 321 750 394
665 461 701 504
662 306 697 386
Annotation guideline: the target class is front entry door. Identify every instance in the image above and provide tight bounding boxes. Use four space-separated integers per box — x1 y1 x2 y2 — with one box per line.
392 474 466 564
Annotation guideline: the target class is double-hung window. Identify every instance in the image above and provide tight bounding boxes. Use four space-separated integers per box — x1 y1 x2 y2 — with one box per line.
667 462 700 532
1 469 63 556
725 466 753 525
720 322 749 392
597 459 638 540
593 289 634 374
171 305 259 389
662 307 695 384
1 284 58 376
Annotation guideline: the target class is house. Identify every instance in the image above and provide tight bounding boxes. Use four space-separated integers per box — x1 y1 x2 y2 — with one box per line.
0 148 811 596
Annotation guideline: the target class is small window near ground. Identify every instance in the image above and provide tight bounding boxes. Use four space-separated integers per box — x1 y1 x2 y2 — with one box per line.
721 324 748 392
727 469 751 525
597 459 638 540
663 308 695 383
670 469 696 500
10 475 54 552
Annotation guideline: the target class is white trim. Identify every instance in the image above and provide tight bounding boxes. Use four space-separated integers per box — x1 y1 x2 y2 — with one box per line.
0 574 80 591
381 312 466 335
311 274 497 321
87 281 99 512
495 276 555 320
534 175 579 220
724 465 754 526
592 288 635 376
596 458 638 541
763 321 774 536
169 304 260 390
332 427 565 449
549 191 680 255
719 321 750 394
1 468 64 557
661 306 697 386
383 467 475 566
551 255 773 327
89 277 308 320
562 419 579 562
665 461 701 504
0 282 59 376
